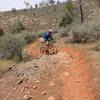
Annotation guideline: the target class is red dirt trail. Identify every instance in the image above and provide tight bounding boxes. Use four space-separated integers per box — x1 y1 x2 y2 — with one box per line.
27 42 95 100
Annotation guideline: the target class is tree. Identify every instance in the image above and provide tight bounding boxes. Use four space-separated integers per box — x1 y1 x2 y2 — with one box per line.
11 8 17 13
77 0 84 23
39 0 49 7
59 0 74 27
47 0 55 6
64 0 74 13
59 11 73 27
57 0 60 4
35 4 38 8
24 1 33 9
24 1 30 8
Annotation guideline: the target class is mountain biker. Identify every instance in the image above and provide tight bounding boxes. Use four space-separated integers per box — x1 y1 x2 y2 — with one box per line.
42 29 53 43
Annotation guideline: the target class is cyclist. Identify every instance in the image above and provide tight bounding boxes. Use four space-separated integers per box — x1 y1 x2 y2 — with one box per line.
39 29 57 54
42 29 53 43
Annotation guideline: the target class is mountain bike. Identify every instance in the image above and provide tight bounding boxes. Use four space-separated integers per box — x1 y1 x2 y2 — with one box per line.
40 41 57 55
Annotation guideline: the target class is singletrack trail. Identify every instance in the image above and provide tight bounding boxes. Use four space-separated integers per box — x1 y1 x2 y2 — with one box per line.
26 42 95 100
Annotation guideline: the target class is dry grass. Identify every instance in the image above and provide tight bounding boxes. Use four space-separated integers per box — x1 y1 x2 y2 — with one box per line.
0 59 14 72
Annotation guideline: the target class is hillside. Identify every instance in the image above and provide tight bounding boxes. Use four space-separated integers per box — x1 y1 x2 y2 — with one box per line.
0 0 100 100
0 4 64 32
0 0 100 33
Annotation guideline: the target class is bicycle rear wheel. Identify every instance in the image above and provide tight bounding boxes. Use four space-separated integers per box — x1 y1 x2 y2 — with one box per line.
40 47 45 54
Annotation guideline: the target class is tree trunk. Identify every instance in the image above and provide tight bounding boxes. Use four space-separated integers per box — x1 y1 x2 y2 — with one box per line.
78 0 84 23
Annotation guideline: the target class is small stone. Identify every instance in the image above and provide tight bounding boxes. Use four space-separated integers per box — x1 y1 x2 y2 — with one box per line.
23 94 28 100
65 65 69 67
33 85 37 89
48 96 55 100
64 72 70 77
21 87 25 92
23 94 32 100
13 87 17 90
50 82 55 87
35 80 40 83
42 91 47 95
26 91 30 94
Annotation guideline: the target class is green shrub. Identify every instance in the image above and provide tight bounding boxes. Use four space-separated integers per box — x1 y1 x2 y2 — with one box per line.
36 32 43 38
62 18 100 43
64 0 74 13
11 20 25 34
72 20 100 43
22 32 36 44
59 11 73 27
0 34 26 61
58 27 69 37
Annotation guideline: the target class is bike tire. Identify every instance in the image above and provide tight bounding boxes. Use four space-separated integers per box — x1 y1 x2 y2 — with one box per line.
49 45 58 55
40 47 45 54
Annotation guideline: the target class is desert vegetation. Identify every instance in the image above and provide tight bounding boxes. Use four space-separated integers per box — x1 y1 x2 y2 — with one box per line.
0 0 100 100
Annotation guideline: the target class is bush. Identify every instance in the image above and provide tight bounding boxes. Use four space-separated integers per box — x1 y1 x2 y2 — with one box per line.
58 27 69 37
0 28 4 37
22 32 36 44
36 32 43 38
59 11 73 27
64 0 74 13
0 34 26 61
11 20 25 34
72 20 100 43
62 18 100 43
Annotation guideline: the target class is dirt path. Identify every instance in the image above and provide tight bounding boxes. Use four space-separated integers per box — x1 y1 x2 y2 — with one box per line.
26 42 95 100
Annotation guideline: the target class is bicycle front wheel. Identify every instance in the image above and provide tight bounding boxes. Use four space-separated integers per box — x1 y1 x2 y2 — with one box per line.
49 45 58 55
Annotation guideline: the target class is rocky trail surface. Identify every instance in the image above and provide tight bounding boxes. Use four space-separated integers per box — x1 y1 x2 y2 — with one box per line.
0 42 95 100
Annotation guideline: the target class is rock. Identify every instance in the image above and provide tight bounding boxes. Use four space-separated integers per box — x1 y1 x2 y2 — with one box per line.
65 65 69 67
33 85 37 89
50 82 55 87
21 87 25 92
26 91 30 94
13 87 17 90
23 94 32 100
42 91 47 95
48 96 55 100
64 72 70 77
35 80 40 83
16 77 28 85
23 94 28 100
16 80 23 85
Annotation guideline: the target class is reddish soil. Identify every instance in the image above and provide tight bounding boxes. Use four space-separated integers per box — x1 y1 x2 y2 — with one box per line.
0 42 95 100
26 42 95 100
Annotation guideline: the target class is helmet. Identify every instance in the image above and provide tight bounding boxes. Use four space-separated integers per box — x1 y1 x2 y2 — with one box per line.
48 29 53 33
